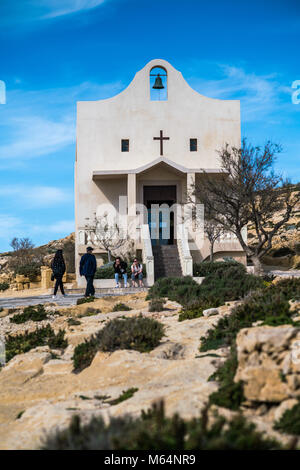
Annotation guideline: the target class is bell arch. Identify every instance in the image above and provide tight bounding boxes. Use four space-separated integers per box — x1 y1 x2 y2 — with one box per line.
150 66 168 101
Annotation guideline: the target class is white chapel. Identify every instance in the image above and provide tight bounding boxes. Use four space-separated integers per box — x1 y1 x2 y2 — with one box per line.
75 59 246 286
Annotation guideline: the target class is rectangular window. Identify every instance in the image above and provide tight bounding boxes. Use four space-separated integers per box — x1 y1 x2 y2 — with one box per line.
121 139 129 152
190 138 197 152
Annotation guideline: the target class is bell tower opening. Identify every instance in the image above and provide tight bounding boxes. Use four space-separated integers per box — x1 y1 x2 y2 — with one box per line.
150 66 168 101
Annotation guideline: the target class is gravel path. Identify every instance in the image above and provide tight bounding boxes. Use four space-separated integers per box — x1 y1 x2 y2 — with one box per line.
0 288 148 309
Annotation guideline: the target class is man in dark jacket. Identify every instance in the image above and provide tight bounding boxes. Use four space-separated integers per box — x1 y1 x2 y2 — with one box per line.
80 246 97 297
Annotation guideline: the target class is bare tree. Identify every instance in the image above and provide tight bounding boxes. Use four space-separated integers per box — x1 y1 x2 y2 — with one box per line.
193 139 300 274
9 237 35 267
204 221 223 262
86 214 127 263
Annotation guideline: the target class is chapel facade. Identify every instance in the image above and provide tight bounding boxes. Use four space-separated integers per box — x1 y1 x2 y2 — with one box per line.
75 59 246 286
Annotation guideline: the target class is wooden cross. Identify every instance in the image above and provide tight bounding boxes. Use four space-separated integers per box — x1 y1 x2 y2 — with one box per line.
153 130 170 156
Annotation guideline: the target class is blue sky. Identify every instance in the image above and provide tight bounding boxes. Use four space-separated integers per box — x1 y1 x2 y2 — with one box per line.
0 0 299 251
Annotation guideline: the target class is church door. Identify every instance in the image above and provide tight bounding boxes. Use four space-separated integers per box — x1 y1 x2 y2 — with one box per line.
143 186 176 246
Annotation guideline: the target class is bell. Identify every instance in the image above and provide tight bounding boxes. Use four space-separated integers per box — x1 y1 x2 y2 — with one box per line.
152 74 164 89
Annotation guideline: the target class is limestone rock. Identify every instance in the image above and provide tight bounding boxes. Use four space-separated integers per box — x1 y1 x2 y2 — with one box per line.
202 308 219 317
235 325 300 403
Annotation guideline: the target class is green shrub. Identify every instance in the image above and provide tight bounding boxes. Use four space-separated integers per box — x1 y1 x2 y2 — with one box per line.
274 400 300 435
0 282 9 291
14 263 41 281
107 388 139 406
148 265 263 321
77 296 96 305
112 303 132 312
5 324 68 362
67 318 81 326
200 278 300 352
148 298 165 312
10 304 48 324
193 261 242 277
208 346 244 410
94 265 115 279
78 308 101 317
95 264 146 279
73 316 165 371
41 401 280 450
72 337 98 371
147 276 201 306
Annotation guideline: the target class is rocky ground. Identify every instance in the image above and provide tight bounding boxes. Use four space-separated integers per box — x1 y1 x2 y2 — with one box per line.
0 293 232 450
1 291 300 450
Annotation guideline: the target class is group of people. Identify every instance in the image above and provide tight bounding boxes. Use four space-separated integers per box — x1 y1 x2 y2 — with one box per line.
51 246 143 298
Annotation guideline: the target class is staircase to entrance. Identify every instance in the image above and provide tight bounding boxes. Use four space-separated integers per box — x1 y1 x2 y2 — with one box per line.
152 245 183 280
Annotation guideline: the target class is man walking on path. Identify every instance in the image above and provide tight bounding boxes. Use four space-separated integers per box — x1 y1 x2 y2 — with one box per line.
80 246 97 297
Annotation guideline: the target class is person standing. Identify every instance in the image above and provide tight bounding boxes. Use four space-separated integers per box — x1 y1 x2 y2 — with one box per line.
80 246 97 297
113 257 128 288
131 258 144 287
51 249 66 298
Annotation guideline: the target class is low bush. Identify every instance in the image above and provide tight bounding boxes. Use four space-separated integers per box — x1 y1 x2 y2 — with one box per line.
77 296 95 305
107 388 139 406
200 278 300 352
5 324 68 362
95 264 146 279
147 276 201 306
0 282 9 291
41 400 280 450
14 263 41 281
193 261 242 277
72 337 98 371
208 346 244 411
274 400 300 435
148 298 165 312
148 265 264 320
112 303 132 312
73 316 165 371
67 318 81 326
10 304 48 324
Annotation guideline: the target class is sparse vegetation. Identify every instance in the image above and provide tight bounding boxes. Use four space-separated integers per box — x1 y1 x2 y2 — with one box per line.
112 303 132 312
193 261 239 277
72 316 165 371
77 296 96 305
107 388 138 406
148 264 264 321
67 318 81 326
274 400 300 435
5 324 68 362
14 263 41 282
0 282 9 291
41 401 280 450
148 298 165 312
208 346 244 410
10 304 48 324
200 278 300 352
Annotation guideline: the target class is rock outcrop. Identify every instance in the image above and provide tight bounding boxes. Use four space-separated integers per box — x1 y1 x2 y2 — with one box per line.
0 294 232 450
235 325 300 403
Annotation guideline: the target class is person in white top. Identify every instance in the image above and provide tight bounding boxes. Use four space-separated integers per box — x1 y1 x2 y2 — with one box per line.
131 258 144 287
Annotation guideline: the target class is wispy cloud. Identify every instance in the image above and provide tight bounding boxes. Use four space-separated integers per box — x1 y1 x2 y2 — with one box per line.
0 116 74 160
39 0 107 19
0 185 73 208
0 0 109 26
0 81 124 162
188 64 292 122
